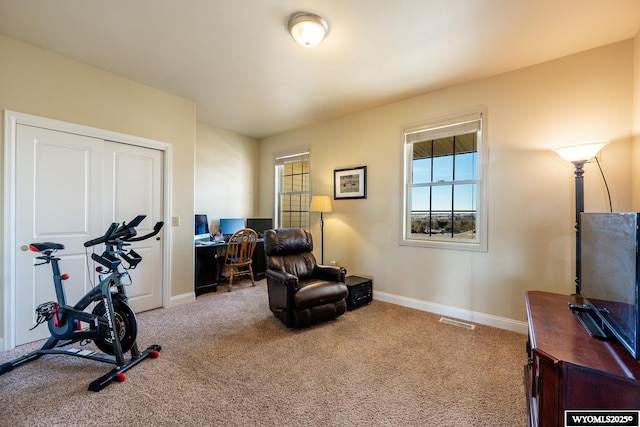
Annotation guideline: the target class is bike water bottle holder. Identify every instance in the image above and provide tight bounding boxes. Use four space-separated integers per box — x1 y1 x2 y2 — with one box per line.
91 252 121 270
120 249 142 268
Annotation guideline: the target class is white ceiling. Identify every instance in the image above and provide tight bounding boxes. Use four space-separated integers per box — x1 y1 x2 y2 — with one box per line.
1 0 639 139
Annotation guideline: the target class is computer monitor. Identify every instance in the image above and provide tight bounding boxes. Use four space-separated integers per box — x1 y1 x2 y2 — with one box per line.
246 218 273 238
219 218 245 237
195 214 210 241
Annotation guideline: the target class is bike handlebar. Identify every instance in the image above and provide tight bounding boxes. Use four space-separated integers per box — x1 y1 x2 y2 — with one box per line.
128 221 164 242
83 223 119 248
83 215 164 247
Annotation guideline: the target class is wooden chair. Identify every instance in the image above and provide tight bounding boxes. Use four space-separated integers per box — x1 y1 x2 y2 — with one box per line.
222 228 258 292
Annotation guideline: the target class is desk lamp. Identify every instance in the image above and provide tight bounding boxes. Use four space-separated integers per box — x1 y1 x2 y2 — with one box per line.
310 195 333 264
553 140 609 294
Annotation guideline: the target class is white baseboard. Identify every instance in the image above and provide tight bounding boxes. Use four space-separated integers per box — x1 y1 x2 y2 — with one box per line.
373 291 528 335
170 292 196 307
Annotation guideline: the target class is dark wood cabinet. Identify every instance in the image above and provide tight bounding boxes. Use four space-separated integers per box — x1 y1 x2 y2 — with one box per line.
525 291 640 427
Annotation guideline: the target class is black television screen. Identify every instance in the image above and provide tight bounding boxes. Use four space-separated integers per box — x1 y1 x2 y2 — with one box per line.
219 218 245 236
246 218 273 237
195 214 210 240
580 212 640 360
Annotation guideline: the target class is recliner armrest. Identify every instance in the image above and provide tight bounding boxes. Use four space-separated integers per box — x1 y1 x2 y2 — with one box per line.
312 265 346 282
266 269 299 289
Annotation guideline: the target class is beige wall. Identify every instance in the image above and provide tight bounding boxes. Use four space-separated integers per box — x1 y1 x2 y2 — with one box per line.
259 41 636 325
0 34 197 341
195 121 260 231
633 29 640 210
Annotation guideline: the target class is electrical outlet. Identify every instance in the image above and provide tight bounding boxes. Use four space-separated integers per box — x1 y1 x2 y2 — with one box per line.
172 216 180 226
330 260 337 266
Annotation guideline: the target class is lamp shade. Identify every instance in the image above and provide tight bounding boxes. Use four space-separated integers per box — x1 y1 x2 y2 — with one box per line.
553 140 610 163
287 12 328 48
310 195 333 213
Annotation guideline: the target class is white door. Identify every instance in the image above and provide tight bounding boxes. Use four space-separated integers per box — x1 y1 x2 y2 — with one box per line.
14 125 164 345
103 141 163 312
15 125 104 344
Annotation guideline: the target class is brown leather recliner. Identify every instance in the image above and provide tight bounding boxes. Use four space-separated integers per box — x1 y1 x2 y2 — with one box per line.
264 228 348 328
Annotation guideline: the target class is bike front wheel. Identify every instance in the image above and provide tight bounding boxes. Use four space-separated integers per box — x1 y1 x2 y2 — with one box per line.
92 296 137 355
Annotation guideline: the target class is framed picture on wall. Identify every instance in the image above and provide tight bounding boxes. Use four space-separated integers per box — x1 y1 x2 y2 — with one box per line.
334 166 367 199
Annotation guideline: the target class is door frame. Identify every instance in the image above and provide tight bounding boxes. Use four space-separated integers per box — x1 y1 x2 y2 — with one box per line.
2 110 173 351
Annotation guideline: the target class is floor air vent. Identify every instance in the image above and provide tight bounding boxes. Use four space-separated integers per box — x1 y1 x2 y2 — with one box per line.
439 317 476 330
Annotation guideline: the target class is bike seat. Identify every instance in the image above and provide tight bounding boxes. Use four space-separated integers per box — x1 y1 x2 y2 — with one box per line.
29 242 65 252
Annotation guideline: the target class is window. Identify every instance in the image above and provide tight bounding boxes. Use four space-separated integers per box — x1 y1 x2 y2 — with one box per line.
275 151 310 228
402 108 487 251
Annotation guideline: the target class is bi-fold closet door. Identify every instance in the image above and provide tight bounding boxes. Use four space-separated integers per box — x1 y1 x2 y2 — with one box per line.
14 123 163 345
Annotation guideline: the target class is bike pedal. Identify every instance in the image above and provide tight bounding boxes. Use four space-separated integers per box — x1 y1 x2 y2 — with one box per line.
35 301 57 318
30 301 58 330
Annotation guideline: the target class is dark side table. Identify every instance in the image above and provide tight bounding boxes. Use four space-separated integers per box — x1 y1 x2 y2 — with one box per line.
344 276 373 310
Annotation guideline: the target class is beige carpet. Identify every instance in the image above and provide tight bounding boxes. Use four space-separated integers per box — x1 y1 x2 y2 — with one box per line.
0 280 528 426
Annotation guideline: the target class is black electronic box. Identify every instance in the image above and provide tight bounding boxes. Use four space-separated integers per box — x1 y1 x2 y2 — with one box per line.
345 276 373 310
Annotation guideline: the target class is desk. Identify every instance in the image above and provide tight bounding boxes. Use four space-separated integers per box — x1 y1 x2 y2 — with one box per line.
194 239 265 296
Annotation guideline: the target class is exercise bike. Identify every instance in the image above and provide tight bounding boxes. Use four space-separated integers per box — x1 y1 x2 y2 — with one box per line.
0 215 164 391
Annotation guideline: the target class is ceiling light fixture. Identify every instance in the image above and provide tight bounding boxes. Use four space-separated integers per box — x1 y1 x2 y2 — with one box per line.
287 12 328 48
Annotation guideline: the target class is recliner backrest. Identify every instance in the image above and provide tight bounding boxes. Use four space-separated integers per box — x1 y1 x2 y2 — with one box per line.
264 228 317 280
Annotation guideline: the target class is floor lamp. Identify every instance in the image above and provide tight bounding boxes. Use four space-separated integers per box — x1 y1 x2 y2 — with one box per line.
553 140 609 295
310 195 333 265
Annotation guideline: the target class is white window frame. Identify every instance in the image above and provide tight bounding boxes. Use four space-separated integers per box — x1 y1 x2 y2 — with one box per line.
274 150 311 229
401 107 488 251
